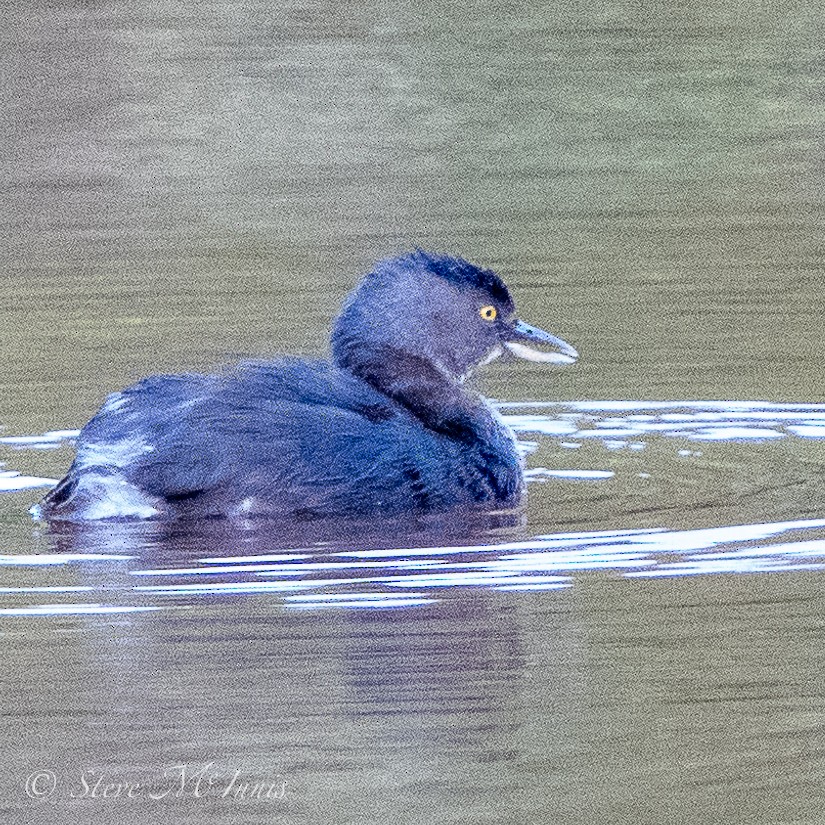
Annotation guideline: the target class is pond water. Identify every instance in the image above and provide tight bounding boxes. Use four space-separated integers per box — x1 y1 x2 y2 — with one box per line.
2 2 825 824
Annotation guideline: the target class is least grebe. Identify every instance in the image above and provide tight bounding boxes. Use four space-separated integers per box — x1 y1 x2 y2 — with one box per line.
36 251 578 521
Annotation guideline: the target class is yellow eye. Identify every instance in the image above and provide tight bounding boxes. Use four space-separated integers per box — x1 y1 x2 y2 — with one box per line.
479 305 497 321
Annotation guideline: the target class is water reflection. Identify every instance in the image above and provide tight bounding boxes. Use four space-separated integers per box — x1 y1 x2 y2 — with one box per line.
0 470 58 491
501 399 825 445
2 515 825 616
0 429 80 450
2 399 825 614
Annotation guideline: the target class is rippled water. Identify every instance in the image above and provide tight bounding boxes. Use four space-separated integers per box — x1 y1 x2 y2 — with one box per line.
4 399 825 823
4 1 825 823
6 510 825 613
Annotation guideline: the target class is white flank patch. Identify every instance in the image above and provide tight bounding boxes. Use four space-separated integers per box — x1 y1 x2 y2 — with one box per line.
101 392 130 414
76 437 153 469
79 479 160 520
234 497 256 516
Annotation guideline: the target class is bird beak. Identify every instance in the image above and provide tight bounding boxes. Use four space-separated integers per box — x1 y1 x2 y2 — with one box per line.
503 320 579 365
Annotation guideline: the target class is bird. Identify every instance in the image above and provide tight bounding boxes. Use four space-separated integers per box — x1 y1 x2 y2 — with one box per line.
34 250 578 522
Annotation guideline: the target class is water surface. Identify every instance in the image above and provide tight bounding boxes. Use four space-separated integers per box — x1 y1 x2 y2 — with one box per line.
2 2 824 823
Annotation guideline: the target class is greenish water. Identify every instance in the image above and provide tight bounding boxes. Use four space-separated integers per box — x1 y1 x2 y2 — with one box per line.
2 2 825 824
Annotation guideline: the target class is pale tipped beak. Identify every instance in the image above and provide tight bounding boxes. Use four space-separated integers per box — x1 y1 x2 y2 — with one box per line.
503 320 579 365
